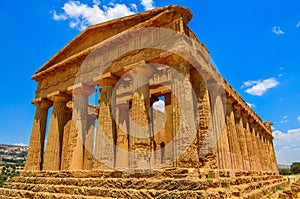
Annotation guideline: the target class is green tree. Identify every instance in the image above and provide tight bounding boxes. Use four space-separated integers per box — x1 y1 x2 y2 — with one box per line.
291 162 300 174
279 169 291 175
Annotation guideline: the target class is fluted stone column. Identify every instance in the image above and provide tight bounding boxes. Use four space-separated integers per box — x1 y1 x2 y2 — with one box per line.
225 98 242 171
65 85 94 170
25 98 52 171
233 105 250 170
270 139 278 173
95 83 116 169
60 108 72 170
164 94 174 166
262 134 270 171
249 119 261 171
191 71 213 168
129 73 152 169
209 88 230 170
242 112 255 171
219 108 231 170
83 113 97 170
256 128 266 171
266 137 273 171
171 62 198 168
44 92 70 170
115 103 130 169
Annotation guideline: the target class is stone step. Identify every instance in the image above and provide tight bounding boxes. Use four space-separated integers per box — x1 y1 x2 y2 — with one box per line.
8 177 218 191
245 180 287 199
10 173 283 189
205 178 287 198
2 176 286 199
0 187 123 199
0 185 206 199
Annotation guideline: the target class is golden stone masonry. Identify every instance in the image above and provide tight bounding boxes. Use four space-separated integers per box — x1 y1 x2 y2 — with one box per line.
0 5 288 198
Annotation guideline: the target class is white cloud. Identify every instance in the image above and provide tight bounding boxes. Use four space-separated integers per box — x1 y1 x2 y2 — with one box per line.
296 22 300 28
52 1 136 30
279 115 289 124
141 0 154 10
274 128 300 147
93 0 101 6
242 77 279 96
273 128 300 164
276 146 300 165
130 3 138 12
297 116 300 122
153 99 165 112
278 73 283 77
272 26 285 35
246 102 256 108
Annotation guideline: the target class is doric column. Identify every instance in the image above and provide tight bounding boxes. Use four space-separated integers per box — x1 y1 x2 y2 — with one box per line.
115 103 130 169
261 134 270 171
171 62 198 168
233 104 250 170
164 94 174 166
225 97 242 171
257 127 266 171
242 112 255 171
190 71 212 168
249 119 261 171
60 107 72 170
25 98 52 171
129 70 152 169
270 139 278 173
83 113 97 170
65 84 95 170
44 92 70 170
219 105 231 170
266 137 273 172
95 80 117 169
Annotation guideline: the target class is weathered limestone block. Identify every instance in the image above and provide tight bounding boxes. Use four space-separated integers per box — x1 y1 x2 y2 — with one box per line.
44 93 70 170
25 99 52 171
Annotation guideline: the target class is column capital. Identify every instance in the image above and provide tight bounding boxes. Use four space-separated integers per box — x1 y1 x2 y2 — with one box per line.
31 98 52 108
233 103 242 111
241 110 249 118
47 91 71 102
67 83 96 96
226 96 235 104
94 72 118 87
249 117 255 123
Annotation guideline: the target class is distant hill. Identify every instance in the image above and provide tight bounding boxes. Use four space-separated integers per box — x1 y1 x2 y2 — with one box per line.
0 144 28 167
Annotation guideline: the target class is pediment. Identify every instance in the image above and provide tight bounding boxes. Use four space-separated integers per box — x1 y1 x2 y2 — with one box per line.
34 5 192 75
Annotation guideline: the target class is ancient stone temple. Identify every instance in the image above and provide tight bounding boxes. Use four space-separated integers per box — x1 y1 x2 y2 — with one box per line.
0 5 287 199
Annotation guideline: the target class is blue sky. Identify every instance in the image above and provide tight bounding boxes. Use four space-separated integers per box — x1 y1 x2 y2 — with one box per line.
0 0 299 165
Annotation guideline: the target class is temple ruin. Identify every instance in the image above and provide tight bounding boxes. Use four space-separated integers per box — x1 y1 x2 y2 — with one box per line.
0 6 287 198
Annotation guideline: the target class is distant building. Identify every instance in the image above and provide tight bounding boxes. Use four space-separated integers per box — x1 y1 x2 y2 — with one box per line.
278 164 291 170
